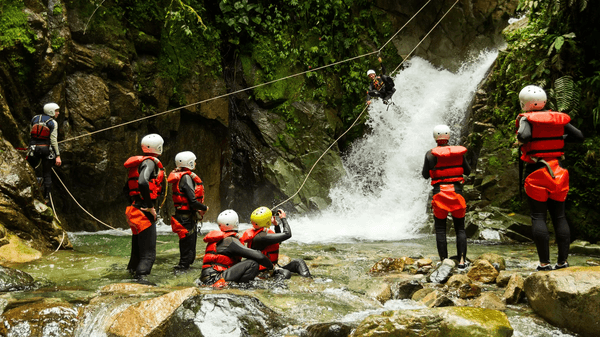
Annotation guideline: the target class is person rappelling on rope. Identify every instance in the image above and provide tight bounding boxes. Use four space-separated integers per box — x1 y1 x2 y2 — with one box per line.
422 125 471 270
167 151 208 271
27 103 62 204
366 57 396 105
123 134 166 281
516 85 583 271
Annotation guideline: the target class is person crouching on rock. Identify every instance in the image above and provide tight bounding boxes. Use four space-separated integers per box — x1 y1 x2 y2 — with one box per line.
167 151 208 271
422 125 471 270
199 209 273 288
240 207 311 280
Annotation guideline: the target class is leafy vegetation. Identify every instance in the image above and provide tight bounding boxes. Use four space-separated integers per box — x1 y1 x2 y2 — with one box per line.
480 0 600 242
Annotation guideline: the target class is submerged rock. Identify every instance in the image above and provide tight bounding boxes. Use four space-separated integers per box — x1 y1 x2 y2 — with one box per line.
0 265 35 292
351 307 513 337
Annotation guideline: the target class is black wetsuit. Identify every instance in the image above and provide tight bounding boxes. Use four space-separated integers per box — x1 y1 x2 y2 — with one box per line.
248 218 311 278
422 148 471 262
27 114 59 200
174 174 208 269
367 64 396 102
517 119 583 264
128 158 161 277
200 234 273 284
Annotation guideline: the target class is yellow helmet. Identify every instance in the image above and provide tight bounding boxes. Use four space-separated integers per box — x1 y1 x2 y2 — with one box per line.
251 206 272 228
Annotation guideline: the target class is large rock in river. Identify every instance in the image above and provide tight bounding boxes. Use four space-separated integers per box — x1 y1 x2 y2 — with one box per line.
524 266 600 337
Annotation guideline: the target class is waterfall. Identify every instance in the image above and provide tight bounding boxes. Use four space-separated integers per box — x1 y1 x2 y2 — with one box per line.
290 51 499 244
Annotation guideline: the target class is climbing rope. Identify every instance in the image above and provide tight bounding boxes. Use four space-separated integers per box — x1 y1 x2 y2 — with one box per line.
272 0 460 209
50 0 457 229
52 167 130 234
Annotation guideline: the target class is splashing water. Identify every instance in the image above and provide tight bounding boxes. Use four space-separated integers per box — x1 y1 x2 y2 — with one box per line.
291 51 498 244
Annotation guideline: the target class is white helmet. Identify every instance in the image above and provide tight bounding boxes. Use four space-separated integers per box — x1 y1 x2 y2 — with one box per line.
217 209 239 232
519 85 547 111
43 103 60 117
175 151 196 170
433 125 451 142
141 134 164 155
367 69 376 77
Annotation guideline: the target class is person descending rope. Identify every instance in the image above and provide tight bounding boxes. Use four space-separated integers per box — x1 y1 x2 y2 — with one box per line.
167 151 209 271
123 134 166 280
27 103 62 204
199 209 273 288
366 57 396 105
240 207 311 280
516 85 583 271
422 125 471 269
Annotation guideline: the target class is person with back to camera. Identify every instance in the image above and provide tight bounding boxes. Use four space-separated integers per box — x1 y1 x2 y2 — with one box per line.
199 209 273 288
123 134 165 280
27 103 62 204
167 151 209 271
422 125 471 270
516 85 583 271
240 207 311 280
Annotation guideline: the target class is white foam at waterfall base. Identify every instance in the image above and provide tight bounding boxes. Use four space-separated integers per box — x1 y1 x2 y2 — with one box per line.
290 51 499 244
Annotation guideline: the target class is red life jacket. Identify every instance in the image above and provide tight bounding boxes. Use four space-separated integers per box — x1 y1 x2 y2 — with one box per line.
30 115 53 142
167 169 205 211
429 146 467 185
240 227 279 270
516 111 571 163
202 230 241 271
124 156 165 200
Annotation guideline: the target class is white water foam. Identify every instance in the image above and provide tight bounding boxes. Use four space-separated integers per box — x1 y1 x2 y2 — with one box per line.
289 51 498 244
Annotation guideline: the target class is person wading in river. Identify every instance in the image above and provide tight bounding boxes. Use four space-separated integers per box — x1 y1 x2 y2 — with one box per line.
422 125 471 270
240 207 311 280
123 134 165 280
516 85 583 271
167 151 208 271
199 209 273 288
27 103 62 204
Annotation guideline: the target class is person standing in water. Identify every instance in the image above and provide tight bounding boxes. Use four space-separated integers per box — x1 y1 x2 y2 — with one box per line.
167 151 208 271
123 134 165 280
516 85 583 271
422 125 471 269
240 207 311 280
27 103 62 204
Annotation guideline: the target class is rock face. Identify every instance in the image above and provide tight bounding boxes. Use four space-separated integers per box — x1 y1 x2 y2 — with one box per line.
524 266 600 337
0 0 518 247
351 307 513 337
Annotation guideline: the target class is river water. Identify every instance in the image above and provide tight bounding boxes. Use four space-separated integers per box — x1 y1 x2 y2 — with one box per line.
9 53 582 336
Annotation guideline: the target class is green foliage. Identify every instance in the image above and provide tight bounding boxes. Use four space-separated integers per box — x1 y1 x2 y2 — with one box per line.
0 0 36 53
483 0 600 240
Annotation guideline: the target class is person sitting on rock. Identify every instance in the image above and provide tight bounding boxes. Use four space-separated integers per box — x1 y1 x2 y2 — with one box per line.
199 209 273 287
240 207 311 280
421 125 471 270
516 85 583 271
366 57 396 105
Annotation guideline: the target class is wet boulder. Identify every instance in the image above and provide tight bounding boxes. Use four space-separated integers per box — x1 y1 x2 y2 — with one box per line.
475 253 506 271
503 273 525 304
351 307 513 337
305 322 354 337
524 266 600 337
0 299 80 336
467 259 499 284
369 257 407 273
0 265 35 292
391 278 424 299
570 240 600 257
427 258 455 284
471 293 507 311
420 289 454 308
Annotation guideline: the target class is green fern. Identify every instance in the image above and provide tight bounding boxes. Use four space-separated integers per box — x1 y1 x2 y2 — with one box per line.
554 75 580 114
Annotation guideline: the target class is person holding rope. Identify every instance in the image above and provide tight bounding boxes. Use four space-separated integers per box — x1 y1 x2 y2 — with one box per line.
240 207 311 280
366 57 396 105
167 151 208 271
123 134 165 280
199 209 273 288
422 125 471 270
516 85 583 271
27 103 62 204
